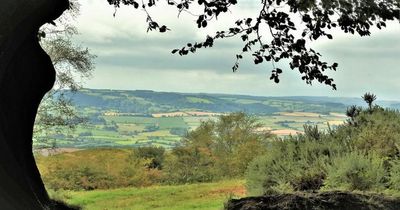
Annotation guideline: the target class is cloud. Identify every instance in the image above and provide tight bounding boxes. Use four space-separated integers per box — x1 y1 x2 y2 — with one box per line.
85 65 336 97
73 0 400 100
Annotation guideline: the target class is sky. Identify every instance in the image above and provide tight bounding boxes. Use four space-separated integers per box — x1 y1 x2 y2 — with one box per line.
70 0 400 100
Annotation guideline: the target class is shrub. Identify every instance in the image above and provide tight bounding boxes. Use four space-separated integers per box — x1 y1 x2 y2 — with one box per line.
246 106 400 195
38 149 163 190
246 154 328 195
290 168 326 192
388 159 400 191
245 151 285 195
132 146 165 169
343 107 400 157
44 165 115 190
323 152 386 191
246 135 332 195
162 147 216 184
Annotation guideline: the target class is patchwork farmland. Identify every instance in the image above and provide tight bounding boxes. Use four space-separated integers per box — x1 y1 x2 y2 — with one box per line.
34 88 393 149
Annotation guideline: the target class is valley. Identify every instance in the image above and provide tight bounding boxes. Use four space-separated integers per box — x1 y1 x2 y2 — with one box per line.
33 89 358 149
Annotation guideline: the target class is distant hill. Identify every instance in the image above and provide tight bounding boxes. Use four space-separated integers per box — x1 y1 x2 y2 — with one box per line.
62 89 400 115
61 89 352 115
38 89 400 149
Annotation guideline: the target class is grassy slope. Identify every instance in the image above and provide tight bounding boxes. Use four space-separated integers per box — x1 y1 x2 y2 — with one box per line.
53 180 245 210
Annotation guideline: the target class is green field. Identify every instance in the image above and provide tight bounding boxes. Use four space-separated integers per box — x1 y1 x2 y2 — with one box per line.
186 97 213 104
50 180 245 210
34 112 346 149
33 89 358 149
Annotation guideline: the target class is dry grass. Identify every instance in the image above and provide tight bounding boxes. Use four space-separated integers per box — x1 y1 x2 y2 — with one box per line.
152 112 190 118
271 129 304 136
186 111 223 116
279 112 321 117
327 120 345 126
329 112 347 118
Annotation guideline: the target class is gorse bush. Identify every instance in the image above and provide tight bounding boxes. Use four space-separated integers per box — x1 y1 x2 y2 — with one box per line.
388 159 400 191
352 107 400 157
246 126 335 195
246 95 400 195
323 152 386 191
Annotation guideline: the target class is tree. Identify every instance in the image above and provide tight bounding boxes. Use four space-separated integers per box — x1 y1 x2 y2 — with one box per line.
164 146 216 183
164 113 272 182
0 0 399 208
346 105 361 125
212 112 272 177
362 92 377 110
34 0 96 148
0 0 71 208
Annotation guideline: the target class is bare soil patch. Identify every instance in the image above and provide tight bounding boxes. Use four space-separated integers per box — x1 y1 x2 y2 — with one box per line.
210 186 247 197
279 112 321 117
185 111 223 116
327 120 345 126
329 112 347 118
271 129 303 136
34 148 82 157
152 112 189 117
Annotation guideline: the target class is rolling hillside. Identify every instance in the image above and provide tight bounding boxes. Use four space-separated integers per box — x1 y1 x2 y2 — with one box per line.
67 89 350 114
36 89 399 149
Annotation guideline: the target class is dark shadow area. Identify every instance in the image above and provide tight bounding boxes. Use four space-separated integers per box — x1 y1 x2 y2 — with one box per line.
0 0 71 208
50 200 81 210
226 191 400 210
